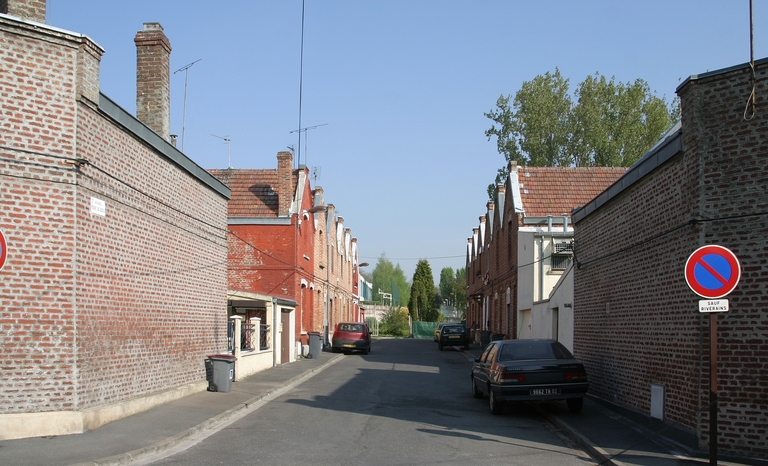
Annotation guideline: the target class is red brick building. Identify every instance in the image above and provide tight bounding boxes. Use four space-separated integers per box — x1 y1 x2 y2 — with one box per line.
310 189 364 346
466 164 625 344
572 58 768 459
1 1 230 439
210 163 365 358
210 153 316 363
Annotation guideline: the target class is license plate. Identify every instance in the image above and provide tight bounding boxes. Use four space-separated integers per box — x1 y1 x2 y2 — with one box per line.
448 335 459 339
343 344 355 348
531 388 560 395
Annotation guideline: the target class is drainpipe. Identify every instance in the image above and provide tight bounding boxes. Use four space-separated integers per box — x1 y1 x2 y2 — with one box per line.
539 236 545 302
272 298 278 368
230 315 242 380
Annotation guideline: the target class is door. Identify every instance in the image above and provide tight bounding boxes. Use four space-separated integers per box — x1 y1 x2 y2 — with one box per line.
281 311 291 364
551 307 559 341
518 309 532 339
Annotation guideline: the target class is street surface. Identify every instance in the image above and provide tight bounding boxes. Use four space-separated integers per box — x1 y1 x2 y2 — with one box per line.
145 338 593 465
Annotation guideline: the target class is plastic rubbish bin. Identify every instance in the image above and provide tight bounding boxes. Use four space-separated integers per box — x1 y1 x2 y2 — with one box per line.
308 332 322 359
480 330 491 347
207 354 236 393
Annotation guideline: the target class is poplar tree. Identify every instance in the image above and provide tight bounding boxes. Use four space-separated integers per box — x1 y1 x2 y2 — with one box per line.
485 69 678 199
409 260 439 321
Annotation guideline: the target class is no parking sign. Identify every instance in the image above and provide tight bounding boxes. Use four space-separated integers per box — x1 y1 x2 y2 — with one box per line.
685 245 740 312
0 229 6 271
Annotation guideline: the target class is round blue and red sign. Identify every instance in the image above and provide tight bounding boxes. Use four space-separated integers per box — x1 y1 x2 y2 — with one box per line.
0 229 6 271
685 245 740 299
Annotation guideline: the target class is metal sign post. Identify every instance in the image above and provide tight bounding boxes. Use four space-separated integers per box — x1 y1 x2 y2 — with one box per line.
685 245 741 466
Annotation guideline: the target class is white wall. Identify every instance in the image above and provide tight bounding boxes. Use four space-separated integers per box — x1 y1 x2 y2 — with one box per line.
531 264 574 351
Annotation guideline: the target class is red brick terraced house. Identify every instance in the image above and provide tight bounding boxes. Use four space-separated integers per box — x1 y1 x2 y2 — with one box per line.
1 1 230 439
310 187 364 347
210 163 365 361
466 163 626 350
572 58 768 460
209 153 316 365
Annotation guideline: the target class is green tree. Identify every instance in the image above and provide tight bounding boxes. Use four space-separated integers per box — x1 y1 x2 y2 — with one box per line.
485 68 572 170
452 267 467 313
409 259 439 321
570 74 677 167
379 307 410 337
485 69 678 199
438 267 455 303
371 253 410 307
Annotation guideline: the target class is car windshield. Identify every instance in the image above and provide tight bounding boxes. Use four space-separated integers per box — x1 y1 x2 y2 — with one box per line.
497 341 574 361
339 324 364 332
442 326 464 334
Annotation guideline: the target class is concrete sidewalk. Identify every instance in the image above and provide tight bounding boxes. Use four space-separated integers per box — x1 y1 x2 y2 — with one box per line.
0 352 345 466
0 347 761 466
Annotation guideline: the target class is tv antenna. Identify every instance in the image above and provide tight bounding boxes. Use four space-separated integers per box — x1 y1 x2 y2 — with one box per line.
290 123 328 167
211 134 231 168
312 166 321 185
174 59 201 152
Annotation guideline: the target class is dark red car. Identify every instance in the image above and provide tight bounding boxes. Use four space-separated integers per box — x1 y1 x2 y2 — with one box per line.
331 322 371 355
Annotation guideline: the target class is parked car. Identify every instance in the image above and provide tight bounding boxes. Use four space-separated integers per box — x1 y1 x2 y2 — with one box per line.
437 325 469 351
331 322 371 354
470 339 588 414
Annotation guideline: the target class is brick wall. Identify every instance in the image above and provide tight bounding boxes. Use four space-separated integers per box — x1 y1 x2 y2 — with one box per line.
574 60 768 457
1 15 84 414
73 103 228 409
1 14 229 416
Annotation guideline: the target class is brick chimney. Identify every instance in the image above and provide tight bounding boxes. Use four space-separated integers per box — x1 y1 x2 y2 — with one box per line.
134 22 171 140
2 0 46 23
276 151 293 217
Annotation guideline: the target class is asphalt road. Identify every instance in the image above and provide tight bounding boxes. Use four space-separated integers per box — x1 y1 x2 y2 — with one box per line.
146 338 593 466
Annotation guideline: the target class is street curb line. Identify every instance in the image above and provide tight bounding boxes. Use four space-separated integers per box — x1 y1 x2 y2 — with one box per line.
537 407 620 466
70 354 345 466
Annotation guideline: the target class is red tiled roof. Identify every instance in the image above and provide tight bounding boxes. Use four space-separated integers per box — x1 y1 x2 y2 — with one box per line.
208 168 298 218
517 166 627 217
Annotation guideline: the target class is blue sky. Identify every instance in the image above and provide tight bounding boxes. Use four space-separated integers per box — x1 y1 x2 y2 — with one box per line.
48 1 765 282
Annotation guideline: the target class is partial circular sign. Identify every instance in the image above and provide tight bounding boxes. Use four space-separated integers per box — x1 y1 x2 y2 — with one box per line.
0 229 6 271
685 245 740 299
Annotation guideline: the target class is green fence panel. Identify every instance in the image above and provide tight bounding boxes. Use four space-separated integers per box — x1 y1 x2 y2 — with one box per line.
412 321 438 339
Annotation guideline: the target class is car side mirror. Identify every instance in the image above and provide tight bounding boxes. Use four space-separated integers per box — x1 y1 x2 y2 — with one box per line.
467 357 476 363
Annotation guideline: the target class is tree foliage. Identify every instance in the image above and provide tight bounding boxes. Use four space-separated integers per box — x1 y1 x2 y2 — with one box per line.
371 253 410 307
437 267 467 312
485 69 679 199
570 74 678 167
379 307 410 337
408 259 439 321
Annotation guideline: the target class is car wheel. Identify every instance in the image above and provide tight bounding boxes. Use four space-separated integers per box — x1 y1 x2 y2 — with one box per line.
331 347 338 353
567 397 584 413
363 346 369 355
464 342 469 350
489 388 503 415
471 377 483 399
438 342 443 351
